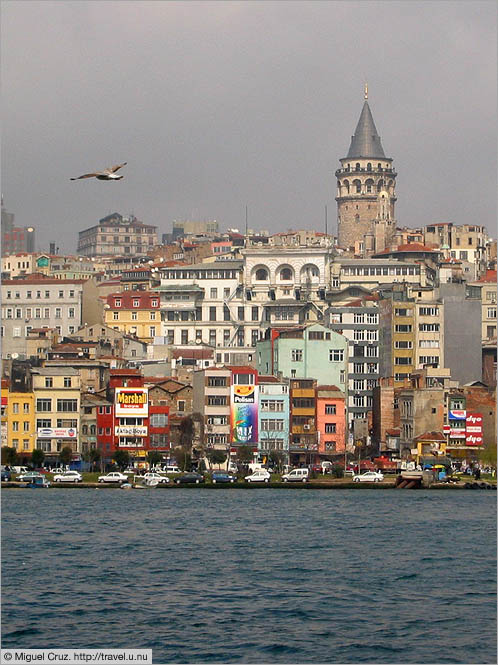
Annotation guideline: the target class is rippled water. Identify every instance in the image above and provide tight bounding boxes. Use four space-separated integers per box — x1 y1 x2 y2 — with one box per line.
1 489 496 663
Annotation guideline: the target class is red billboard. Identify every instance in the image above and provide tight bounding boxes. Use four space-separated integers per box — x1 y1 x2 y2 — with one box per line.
465 412 483 446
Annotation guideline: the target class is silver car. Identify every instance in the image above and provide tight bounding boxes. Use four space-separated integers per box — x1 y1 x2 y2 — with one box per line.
53 470 83 483
352 471 384 483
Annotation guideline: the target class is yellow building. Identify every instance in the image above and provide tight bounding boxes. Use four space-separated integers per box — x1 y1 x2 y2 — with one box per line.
6 390 35 455
31 367 81 462
392 300 416 386
104 291 160 343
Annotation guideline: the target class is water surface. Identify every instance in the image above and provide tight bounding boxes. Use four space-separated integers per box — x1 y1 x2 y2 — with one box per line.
1 489 496 663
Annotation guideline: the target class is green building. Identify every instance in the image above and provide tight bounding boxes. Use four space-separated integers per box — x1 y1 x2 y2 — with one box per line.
256 323 348 389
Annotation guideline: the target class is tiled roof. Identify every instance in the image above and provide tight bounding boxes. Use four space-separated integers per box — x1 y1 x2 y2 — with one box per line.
413 431 446 442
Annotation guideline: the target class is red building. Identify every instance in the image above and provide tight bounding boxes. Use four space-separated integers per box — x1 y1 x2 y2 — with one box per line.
96 369 170 463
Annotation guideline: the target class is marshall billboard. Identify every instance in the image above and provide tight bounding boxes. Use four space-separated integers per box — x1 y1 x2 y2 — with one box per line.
230 384 258 444
115 388 149 417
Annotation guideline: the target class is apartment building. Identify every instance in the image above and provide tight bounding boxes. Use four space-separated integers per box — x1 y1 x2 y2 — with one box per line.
1 276 84 359
415 300 445 370
316 385 346 456
4 387 35 456
332 257 431 292
258 376 290 458
423 222 489 276
289 378 318 464
325 301 380 426
256 324 348 393
77 213 158 257
104 291 161 343
32 367 81 461
467 270 497 341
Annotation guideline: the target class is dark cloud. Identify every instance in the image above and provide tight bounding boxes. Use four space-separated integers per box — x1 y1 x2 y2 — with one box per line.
2 1 496 252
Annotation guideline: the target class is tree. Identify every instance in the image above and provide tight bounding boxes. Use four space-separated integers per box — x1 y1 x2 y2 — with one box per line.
147 450 162 468
59 446 73 467
269 450 285 471
31 449 45 469
173 446 191 471
1 446 18 466
479 439 497 468
207 448 226 468
113 449 130 470
236 445 254 465
82 447 101 472
179 416 195 450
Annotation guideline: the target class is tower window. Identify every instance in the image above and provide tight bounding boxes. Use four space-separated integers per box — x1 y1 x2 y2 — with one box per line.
367 163 372 171
356 184 361 193
355 163 361 171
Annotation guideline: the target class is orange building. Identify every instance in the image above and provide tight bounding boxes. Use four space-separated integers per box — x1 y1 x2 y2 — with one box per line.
316 385 346 456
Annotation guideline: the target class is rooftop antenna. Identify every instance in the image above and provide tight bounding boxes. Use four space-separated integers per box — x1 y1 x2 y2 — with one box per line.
325 205 328 236
364 82 368 100
245 205 248 236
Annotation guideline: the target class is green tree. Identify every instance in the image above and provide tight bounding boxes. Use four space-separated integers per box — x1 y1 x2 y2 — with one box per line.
236 445 254 465
59 446 73 467
82 447 101 472
1 446 18 466
269 450 285 471
147 450 162 468
113 449 130 470
479 439 497 468
31 449 45 469
173 446 191 471
207 448 226 468
179 416 195 449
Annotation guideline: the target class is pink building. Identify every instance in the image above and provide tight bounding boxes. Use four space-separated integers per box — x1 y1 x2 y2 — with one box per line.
316 385 346 456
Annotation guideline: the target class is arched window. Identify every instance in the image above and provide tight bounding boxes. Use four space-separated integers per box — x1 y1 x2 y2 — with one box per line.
377 163 382 170
343 179 350 194
365 178 374 193
353 179 361 193
388 179 394 193
280 267 292 280
255 268 268 281
377 179 384 192
90 424 96 435
82 424 88 435
355 214 360 222
355 163 361 171
367 163 372 171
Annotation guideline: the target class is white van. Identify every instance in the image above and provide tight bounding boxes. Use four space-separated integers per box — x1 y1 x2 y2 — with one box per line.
281 468 310 483
163 465 182 474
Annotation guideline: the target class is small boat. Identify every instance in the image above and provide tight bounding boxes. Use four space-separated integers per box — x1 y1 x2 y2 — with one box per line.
26 477 51 489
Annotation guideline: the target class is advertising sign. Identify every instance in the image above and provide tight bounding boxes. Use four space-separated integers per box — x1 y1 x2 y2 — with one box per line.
230 384 258 444
466 413 483 446
115 426 147 437
442 425 451 434
449 428 466 439
37 428 77 439
449 410 466 420
115 388 148 417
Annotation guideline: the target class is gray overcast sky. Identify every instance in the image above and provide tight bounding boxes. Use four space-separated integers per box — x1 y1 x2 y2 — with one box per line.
2 1 496 253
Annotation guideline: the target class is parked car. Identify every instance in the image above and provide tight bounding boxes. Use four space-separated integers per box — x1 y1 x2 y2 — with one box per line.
282 468 310 483
143 472 170 485
352 471 384 483
245 469 271 483
309 464 322 474
321 461 333 473
12 466 29 475
16 471 43 482
212 471 237 484
164 465 182 474
174 472 205 485
53 470 83 483
98 472 128 483
17 472 43 483
1 466 12 482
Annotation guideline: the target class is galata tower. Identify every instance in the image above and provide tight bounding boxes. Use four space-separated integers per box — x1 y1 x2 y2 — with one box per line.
336 86 397 250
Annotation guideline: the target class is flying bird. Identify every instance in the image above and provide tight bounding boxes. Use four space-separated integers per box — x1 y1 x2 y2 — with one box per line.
70 162 127 180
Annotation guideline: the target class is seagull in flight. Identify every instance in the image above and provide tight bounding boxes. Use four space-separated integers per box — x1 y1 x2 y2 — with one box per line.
70 162 127 180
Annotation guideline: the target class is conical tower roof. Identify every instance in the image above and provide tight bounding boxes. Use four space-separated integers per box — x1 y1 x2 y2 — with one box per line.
346 100 386 159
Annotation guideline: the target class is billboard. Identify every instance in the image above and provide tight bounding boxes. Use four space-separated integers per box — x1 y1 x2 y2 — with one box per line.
115 388 148 417
115 426 147 437
230 384 258 444
466 412 483 446
37 428 77 439
449 410 466 420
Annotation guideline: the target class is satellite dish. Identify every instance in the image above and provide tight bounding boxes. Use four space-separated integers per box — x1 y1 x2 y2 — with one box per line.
195 339 202 344
11 353 19 359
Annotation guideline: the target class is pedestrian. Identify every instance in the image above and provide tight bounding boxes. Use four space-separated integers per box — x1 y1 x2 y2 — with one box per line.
474 468 481 480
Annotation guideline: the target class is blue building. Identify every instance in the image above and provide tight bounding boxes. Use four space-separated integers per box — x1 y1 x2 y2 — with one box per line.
257 375 290 461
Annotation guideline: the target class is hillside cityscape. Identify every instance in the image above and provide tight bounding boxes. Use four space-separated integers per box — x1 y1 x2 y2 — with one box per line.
2 93 496 475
